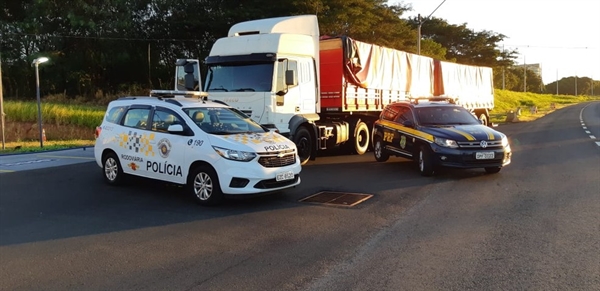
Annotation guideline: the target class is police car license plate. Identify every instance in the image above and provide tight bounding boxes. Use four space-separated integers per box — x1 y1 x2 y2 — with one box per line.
475 152 495 159
276 171 294 181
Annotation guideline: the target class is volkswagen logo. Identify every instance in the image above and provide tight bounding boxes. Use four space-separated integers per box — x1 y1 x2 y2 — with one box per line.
480 140 488 148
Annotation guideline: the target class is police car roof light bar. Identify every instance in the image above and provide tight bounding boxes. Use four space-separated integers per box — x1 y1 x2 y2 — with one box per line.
149 90 209 100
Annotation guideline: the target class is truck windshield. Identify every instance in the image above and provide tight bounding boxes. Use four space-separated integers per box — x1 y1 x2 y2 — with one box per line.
184 107 267 135
205 63 274 92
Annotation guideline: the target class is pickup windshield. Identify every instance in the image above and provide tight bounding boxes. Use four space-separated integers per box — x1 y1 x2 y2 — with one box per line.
205 63 274 92
184 107 267 134
416 107 480 126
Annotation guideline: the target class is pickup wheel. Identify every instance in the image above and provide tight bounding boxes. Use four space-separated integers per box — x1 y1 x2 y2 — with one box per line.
373 137 389 162
188 164 223 206
418 145 435 176
484 166 502 174
354 121 370 155
102 152 125 185
293 127 312 165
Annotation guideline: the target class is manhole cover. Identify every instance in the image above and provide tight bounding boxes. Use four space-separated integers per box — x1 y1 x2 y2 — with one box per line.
299 191 373 207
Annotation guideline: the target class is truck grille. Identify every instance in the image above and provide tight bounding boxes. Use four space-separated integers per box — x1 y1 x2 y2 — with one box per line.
257 151 296 168
457 140 504 149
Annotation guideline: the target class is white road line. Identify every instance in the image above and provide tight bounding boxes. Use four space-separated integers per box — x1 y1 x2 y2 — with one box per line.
585 131 591 134
596 142 600 147
590 135 596 139
583 126 587 129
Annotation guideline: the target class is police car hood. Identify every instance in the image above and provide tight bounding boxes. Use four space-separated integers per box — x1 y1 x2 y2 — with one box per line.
210 131 295 153
421 124 503 141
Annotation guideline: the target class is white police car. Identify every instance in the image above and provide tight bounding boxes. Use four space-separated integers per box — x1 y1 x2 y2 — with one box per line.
94 90 301 205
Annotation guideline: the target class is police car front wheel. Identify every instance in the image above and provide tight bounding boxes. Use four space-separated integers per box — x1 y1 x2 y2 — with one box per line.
188 165 223 206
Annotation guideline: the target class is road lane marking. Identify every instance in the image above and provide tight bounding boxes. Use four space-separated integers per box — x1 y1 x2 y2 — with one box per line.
579 104 599 147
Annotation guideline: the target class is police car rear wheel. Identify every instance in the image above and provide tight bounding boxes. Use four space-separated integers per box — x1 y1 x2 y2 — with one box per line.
418 145 434 176
189 165 223 206
103 152 125 185
373 137 389 162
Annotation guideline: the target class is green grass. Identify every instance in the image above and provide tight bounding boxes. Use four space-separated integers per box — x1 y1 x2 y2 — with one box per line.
490 89 599 123
0 140 95 155
3 101 105 129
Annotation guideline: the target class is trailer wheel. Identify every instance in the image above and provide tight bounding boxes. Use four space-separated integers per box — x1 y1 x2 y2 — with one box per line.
354 121 369 155
479 113 489 127
294 126 312 165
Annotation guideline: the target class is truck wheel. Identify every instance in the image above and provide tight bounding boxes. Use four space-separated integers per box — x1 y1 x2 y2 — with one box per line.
354 121 369 155
293 127 312 165
479 113 489 127
418 145 434 176
484 166 501 174
373 137 389 162
188 164 223 206
102 152 125 185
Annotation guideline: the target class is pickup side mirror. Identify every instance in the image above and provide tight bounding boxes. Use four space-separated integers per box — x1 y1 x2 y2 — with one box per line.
402 120 415 128
167 124 184 133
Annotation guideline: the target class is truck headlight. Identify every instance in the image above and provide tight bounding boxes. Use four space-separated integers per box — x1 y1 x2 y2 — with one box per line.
434 137 459 148
213 146 257 162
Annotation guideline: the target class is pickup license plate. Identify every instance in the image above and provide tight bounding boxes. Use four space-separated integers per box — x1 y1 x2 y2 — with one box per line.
475 152 495 160
276 171 294 181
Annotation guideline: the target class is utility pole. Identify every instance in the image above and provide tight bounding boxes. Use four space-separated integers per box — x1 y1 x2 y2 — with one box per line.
0 53 5 150
417 0 447 55
556 69 559 95
502 44 505 90
523 56 527 92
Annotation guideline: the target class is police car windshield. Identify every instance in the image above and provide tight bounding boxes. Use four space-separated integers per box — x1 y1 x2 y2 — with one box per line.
416 107 480 126
183 107 267 134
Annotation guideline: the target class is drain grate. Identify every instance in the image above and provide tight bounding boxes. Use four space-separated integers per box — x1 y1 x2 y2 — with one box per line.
299 191 373 207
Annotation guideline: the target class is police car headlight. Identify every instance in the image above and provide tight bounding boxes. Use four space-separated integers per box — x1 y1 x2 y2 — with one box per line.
500 135 509 147
434 137 459 148
213 146 257 162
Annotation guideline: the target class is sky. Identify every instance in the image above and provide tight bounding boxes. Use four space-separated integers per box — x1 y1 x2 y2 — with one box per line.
393 0 600 84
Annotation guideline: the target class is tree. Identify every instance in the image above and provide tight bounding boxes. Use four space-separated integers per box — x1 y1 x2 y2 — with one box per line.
546 77 595 96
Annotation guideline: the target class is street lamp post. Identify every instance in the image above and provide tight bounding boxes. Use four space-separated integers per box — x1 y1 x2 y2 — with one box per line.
32 57 49 148
417 0 447 55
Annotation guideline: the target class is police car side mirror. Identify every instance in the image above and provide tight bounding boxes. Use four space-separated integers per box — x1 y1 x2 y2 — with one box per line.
402 120 414 128
167 124 184 133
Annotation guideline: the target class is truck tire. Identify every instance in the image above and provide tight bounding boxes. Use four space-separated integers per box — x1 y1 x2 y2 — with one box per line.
354 121 369 155
188 164 223 206
418 145 434 176
293 126 312 165
479 113 489 127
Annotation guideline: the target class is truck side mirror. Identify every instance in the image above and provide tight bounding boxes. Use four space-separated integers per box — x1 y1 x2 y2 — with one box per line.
184 63 197 91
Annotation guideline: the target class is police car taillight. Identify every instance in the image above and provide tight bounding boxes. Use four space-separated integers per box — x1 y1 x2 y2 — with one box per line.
94 126 101 139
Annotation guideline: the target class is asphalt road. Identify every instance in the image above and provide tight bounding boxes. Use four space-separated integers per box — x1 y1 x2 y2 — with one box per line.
0 102 599 291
